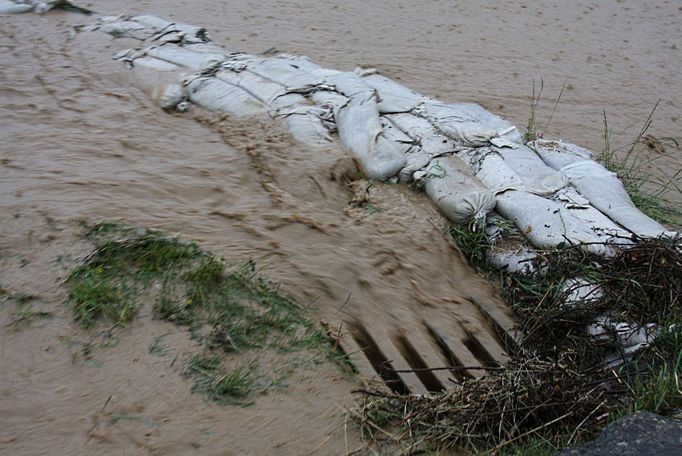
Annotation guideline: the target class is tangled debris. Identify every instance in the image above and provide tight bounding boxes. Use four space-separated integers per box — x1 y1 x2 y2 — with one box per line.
351 237 682 453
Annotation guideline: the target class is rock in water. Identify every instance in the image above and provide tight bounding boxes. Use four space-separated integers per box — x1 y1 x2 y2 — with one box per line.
560 411 682 456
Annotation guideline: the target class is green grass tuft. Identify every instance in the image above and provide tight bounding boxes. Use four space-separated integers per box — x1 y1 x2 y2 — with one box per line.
597 105 682 226
185 354 261 406
67 222 341 405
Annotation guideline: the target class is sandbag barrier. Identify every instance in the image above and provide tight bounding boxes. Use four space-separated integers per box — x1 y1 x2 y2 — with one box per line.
0 0 88 14
9 3 679 389
66 14 678 265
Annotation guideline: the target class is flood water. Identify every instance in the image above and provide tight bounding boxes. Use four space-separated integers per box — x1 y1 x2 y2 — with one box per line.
1 0 680 454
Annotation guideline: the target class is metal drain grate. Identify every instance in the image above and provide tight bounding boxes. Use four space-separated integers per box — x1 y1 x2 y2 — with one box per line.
333 301 521 395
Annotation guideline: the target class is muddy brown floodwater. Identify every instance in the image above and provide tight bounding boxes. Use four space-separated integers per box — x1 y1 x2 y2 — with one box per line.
1 1 680 455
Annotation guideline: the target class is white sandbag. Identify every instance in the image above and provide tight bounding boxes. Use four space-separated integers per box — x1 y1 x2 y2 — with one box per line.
380 116 414 155
388 112 460 156
184 43 231 54
560 278 603 307
275 105 334 147
417 102 523 147
215 69 306 110
129 14 173 30
423 155 495 225
123 58 187 110
495 190 609 255
322 73 406 179
487 245 537 274
133 14 209 43
494 145 568 195
184 75 268 117
553 187 632 242
458 148 526 194
311 90 349 112
588 317 657 348
335 95 406 179
246 57 325 89
276 54 322 73
149 83 185 111
560 161 672 238
146 45 225 71
380 116 423 182
386 113 460 181
530 139 594 170
0 1 33 13
359 72 426 114
327 71 375 98
484 214 538 274
131 56 183 72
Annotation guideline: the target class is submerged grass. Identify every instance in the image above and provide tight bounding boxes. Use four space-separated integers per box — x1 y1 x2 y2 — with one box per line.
67 222 338 404
185 354 264 406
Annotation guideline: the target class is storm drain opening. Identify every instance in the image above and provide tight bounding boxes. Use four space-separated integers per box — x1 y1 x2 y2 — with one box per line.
393 334 447 393
423 322 472 383
468 297 522 355
462 330 500 368
349 320 410 395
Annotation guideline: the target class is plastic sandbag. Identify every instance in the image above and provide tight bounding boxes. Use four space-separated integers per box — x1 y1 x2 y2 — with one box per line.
388 112 460 156
487 245 537 274
184 75 268 117
133 14 209 43
484 214 538 274
358 72 426 114
553 187 633 243
458 147 526 194
276 105 335 147
494 145 568 195
560 278 604 307
326 73 406 179
495 190 609 254
417 102 523 147
130 56 183 72
311 90 349 112
560 160 672 238
422 155 495 225
386 113 460 181
276 54 322 73
145 45 225 70
380 117 413 150
530 139 594 170
123 57 187 110
215 69 305 109
379 116 425 182
246 56 325 89
0 1 33 13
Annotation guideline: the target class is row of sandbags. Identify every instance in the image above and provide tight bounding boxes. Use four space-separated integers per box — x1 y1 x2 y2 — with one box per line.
71 14 677 266
0 0 76 14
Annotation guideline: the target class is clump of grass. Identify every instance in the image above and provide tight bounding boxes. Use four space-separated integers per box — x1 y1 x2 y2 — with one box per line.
618 324 682 416
598 104 682 225
0 287 38 305
67 222 338 404
449 222 491 270
525 79 567 143
185 354 262 406
7 308 52 329
148 333 172 357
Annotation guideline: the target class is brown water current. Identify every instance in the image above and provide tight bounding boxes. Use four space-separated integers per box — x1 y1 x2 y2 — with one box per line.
1 1 680 454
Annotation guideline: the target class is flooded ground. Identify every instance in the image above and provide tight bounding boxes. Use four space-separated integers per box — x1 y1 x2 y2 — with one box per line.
1 0 680 454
